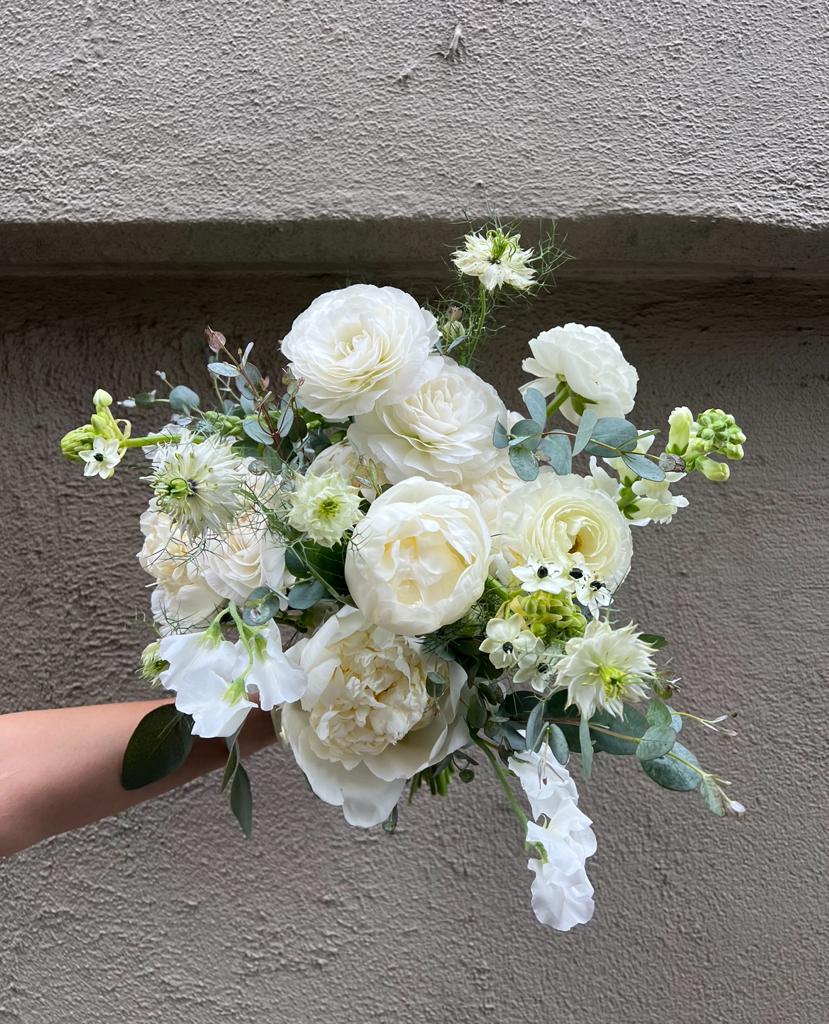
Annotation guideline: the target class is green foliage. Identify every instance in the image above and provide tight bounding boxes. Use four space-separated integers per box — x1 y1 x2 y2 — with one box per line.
509 445 539 481
579 716 593 780
572 409 598 456
537 432 572 474
640 633 668 650
637 724 678 761
640 741 701 791
288 578 328 609
523 387 548 426
168 385 200 415
230 763 253 838
622 452 665 481
121 705 194 790
583 418 638 457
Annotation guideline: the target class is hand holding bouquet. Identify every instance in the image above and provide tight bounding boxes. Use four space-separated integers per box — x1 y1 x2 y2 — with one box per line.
60 226 747 931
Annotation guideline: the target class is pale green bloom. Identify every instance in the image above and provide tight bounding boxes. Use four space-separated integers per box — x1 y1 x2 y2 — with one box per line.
287 469 363 547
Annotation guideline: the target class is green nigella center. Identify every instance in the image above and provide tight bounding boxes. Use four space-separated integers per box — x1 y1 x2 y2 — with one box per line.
165 477 196 499
598 665 634 700
316 496 342 519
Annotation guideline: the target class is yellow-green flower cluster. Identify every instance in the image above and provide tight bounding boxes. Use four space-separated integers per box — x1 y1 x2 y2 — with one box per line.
60 389 131 461
667 406 746 482
505 590 586 645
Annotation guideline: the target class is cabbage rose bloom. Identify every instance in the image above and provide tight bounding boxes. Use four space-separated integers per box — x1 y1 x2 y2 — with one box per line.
522 323 638 424
283 605 468 827
345 477 491 636
281 284 439 419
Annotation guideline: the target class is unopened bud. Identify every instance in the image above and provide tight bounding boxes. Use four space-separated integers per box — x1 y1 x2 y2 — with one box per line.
667 406 693 455
205 326 227 352
698 457 730 482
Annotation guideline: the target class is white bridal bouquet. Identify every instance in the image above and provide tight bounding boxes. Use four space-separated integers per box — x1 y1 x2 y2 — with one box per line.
60 226 747 932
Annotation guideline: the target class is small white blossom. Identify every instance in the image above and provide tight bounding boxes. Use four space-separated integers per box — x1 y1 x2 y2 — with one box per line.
452 230 536 292
629 474 689 526
513 560 566 595
79 436 122 480
287 469 363 547
479 614 541 669
552 619 655 719
146 430 247 537
513 645 563 692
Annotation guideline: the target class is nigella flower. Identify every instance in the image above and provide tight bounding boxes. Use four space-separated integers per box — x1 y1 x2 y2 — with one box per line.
286 469 363 547
452 229 536 292
145 430 247 537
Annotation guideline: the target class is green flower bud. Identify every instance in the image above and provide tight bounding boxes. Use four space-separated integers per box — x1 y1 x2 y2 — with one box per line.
506 590 586 645
93 389 114 410
698 457 730 482
140 640 169 682
60 424 96 461
667 406 693 455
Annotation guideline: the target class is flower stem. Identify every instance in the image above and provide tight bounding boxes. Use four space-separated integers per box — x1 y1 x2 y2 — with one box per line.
472 734 528 829
120 433 183 448
545 382 570 418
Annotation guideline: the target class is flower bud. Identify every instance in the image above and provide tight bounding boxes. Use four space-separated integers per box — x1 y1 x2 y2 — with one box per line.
60 424 95 461
205 326 227 352
698 457 730 482
93 389 113 409
667 406 693 455
140 640 169 682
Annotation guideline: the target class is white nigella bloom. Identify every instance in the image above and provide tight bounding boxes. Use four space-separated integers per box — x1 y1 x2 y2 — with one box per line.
79 436 122 480
282 605 468 827
513 644 563 692
286 469 363 547
479 614 541 669
629 474 689 526
552 619 656 719
159 621 306 738
452 230 536 292
513 559 566 595
509 749 596 931
146 430 247 537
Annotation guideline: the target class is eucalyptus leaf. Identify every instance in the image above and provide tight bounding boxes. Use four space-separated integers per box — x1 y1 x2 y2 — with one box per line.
121 705 194 790
646 699 674 729
288 578 327 609
242 587 283 626
242 416 274 446
426 672 447 699
278 405 294 436
526 701 545 751
700 776 727 816
583 418 638 457
207 361 239 378
493 419 510 449
578 716 593 780
622 452 666 482
509 445 540 481
230 763 253 838
509 419 543 450
382 805 399 833
537 433 572 475
640 741 701 791
573 409 598 456
547 723 570 765
168 385 200 414
523 387 548 426
637 724 678 761
590 704 649 756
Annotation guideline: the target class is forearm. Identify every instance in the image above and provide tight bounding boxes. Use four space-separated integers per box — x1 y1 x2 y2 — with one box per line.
0 699 276 857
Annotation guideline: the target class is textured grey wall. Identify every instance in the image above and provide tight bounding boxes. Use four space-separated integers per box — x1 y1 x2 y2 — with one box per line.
1 271 826 1023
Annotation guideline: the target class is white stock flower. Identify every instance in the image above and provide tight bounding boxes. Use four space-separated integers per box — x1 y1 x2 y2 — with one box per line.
479 614 541 669
307 439 386 500
452 230 536 292
79 436 122 479
629 474 689 526
146 430 247 537
345 477 491 636
552 619 655 719
138 504 224 634
280 284 439 419
282 605 468 827
160 621 306 738
522 324 638 424
586 456 622 502
286 470 363 547
348 356 508 487
509 749 596 931
496 474 632 593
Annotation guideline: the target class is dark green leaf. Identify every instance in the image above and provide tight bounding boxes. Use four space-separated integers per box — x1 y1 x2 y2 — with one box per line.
382 805 399 833
242 587 283 626
221 742 240 793
526 701 545 751
284 546 306 577
537 433 572 475
509 445 540 481
640 633 668 650
641 741 701 791
168 385 200 414
230 763 253 837
523 387 548 426
583 418 638 457
287 541 347 594
426 672 447 699
459 768 475 783
466 691 487 731
573 409 598 456
637 724 678 761
589 704 649 755
493 418 509 449
134 390 157 408
242 416 274 446
646 699 674 729
579 716 593 780
288 578 327 609
622 452 666 482
121 705 194 790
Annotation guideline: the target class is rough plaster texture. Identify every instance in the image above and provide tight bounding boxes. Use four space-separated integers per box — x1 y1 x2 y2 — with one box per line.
2 0 828 270
1 271 826 1023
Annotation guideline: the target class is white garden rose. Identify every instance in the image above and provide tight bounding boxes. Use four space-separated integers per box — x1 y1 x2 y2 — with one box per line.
495 474 632 591
281 284 439 419
306 439 387 499
344 477 491 636
282 605 468 827
199 511 291 606
522 323 638 424
347 356 509 486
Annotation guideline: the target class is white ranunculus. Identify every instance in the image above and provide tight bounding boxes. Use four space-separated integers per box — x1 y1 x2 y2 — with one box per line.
282 605 468 827
280 284 439 419
138 504 224 633
199 511 291 606
495 474 632 592
344 477 491 636
522 323 638 424
348 356 508 486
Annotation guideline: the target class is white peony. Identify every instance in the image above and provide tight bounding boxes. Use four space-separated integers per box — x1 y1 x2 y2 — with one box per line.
282 605 468 827
348 356 508 487
522 323 638 424
495 474 632 592
509 749 596 931
280 284 439 419
345 477 491 636
552 619 655 719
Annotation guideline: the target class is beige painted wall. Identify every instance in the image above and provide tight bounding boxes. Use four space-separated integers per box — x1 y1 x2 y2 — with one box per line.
1 269 826 1023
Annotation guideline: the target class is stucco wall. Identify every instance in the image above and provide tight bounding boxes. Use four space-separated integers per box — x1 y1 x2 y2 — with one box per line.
2 271 826 1023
